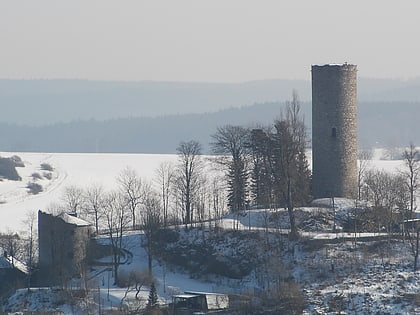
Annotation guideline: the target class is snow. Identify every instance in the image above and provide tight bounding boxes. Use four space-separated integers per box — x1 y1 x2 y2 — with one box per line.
312 63 354 67
2 149 420 314
0 152 179 233
0 149 407 233
59 212 91 226
0 254 28 274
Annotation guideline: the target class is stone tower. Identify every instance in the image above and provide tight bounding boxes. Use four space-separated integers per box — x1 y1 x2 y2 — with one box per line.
311 64 358 198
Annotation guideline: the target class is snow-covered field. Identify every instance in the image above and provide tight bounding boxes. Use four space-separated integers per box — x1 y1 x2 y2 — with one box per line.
0 152 179 232
0 150 406 233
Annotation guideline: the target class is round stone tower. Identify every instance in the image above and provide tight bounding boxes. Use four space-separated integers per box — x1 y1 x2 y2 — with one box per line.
311 64 358 198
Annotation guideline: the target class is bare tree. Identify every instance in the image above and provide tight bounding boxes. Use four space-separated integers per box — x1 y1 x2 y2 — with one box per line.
210 125 250 212
357 149 371 200
119 269 153 302
363 169 408 233
405 222 420 271
155 161 175 227
118 167 143 230
270 91 310 238
175 140 202 225
61 185 85 216
402 142 420 215
103 191 131 284
195 176 209 224
0 231 21 266
209 176 227 229
21 210 37 291
83 183 106 234
141 192 162 275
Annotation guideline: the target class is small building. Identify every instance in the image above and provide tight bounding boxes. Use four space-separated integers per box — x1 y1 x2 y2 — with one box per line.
0 251 28 297
38 210 93 285
172 291 229 315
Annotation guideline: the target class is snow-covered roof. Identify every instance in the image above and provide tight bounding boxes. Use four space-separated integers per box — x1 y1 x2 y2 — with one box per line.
184 290 226 296
312 63 355 67
403 218 420 223
0 254 29 274
59 213 91 227
173 294 199 299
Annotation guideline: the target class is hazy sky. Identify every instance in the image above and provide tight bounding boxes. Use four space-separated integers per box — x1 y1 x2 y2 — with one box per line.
1 1 419 82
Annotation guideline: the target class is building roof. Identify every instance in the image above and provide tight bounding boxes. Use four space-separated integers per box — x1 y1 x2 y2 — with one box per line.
312 63 355 67
184 291 227 296
0 254 29 274
173 294 200 299
59 213 91 227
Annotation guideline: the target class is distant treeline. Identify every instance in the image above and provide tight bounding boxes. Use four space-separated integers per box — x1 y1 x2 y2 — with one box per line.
0 101 418 153
1 78 420 126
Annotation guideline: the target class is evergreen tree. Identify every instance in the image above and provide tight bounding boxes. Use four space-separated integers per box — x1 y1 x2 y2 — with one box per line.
147 282 158 309
247 91 311 237
249 128 274 207
210 125 250 212
226 158 248 212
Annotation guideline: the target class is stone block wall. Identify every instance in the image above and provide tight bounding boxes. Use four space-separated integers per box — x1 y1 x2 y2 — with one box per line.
311 64 358 198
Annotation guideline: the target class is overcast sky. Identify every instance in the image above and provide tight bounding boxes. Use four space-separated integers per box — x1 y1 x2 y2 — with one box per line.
1 1 419 82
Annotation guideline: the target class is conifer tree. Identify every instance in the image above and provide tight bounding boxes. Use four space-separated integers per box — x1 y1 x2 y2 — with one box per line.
147 282 158 309
210 125 250 212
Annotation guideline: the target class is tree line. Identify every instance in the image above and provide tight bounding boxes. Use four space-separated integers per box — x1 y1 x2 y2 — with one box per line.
210 91 311 237
19 91 307 285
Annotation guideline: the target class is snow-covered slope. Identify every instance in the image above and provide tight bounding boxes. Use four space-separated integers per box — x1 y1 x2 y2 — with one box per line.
0 150 407 233
1 150 418 314
0 152 179 232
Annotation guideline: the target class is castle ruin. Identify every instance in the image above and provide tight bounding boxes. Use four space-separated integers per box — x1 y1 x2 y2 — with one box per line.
38 210 92 285
311 64 358 198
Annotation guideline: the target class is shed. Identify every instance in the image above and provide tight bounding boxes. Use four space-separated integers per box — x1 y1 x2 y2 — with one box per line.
0 252 28 297
172 291 229 314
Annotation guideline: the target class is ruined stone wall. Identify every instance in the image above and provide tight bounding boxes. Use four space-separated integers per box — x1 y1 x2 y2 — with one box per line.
38 211 91 284
311 64 358 198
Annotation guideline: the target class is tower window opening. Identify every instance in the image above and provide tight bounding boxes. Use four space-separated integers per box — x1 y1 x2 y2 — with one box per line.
331 127 337 138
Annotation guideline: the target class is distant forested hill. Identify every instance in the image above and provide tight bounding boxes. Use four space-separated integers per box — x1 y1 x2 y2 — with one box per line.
1 78 420 126
0 101 418 153
0 79 311 125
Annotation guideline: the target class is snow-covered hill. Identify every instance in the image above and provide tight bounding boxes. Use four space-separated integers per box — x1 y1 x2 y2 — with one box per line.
1 150 419 314
0 152 179 232
0 150 406 233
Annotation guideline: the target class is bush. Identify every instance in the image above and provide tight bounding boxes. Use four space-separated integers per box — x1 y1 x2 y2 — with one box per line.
40 163 54 171
27 182 43 195
43 172 53 180
10 155 24 167
117 269 153 288
31 172 43 180
0 157 22 181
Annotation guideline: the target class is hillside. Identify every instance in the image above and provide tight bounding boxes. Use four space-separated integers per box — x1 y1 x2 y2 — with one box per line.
0 151 419 314
1 78 420 153
1 78 420 126
0 79 311 125
1 100 420 153
0 150 403 233
3 206 420 314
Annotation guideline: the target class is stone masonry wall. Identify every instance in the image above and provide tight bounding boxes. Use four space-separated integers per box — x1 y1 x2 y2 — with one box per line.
311 64 358 198
38 211 91 284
